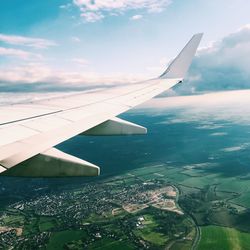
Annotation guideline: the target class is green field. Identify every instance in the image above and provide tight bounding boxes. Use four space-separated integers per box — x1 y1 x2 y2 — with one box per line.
198 226 250 250
39 217 57 231
133 214 168 246
89 239 134 250
139 164 250 209
47 230 86 250
2 214 25 226
218 178 250 193
233 192 250 207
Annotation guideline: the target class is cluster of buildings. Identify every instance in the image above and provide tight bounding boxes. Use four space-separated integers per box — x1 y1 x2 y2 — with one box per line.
0 176 181 249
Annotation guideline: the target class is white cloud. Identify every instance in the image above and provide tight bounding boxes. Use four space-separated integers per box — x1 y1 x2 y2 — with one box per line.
0 63 51 83
71 36 81 42
73 0 171 22
0 62 145 91
0 34 57 49
0 47 42 60
138 90 250 126
221 146 244 152
59 3 72 9
130 14 143 20
81 11 104 22
71 57 89 66
221 143 250 152
210 132 227 136
175 24 250 94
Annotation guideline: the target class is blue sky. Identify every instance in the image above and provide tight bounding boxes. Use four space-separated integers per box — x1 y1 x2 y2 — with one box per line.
1 0 250 92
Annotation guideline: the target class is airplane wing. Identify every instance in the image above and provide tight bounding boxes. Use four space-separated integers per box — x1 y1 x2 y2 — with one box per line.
0 33 203 177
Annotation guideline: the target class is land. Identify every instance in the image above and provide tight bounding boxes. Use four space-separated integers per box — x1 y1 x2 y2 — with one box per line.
0 166 188 249
2 111 250 249
1 162 250 249
198 225 250 250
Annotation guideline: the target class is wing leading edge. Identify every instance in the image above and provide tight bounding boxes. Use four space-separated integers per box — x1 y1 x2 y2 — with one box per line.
0 33 203 177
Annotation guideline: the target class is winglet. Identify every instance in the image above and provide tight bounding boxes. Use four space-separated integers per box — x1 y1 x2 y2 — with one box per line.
160 33 203 79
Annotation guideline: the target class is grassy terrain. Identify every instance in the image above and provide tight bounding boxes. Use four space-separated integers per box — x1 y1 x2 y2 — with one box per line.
233 193 250 207
133 214 168 246
89 239 134 250
39 221 55 231
198 225 250 250
39 217 57 231
169 228 195 250
23 216 39 235
171 241 193 250
136 164 250 209
2 214 25 226
47 230 85 250
218 178 250 193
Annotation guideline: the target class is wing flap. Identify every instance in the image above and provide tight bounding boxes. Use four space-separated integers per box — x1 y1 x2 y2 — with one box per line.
1 148 100 177
83 117 147 136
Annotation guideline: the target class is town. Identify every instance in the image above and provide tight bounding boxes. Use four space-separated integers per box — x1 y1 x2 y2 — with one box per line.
0 173 187 249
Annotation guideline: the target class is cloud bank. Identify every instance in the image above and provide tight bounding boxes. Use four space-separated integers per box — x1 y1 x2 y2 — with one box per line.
0 34 55 66
137 89 250 153
139 89 250 126
73 0 171 22
0 34 57 49
0 62 145 92
175 25 250 95
2 25 250 93
0 47 42 60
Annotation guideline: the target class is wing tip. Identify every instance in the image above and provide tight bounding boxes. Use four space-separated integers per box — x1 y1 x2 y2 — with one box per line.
160 32 203 79
194 32 204 37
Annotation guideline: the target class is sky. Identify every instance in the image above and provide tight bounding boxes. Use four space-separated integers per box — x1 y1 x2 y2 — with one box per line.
1 0 250 93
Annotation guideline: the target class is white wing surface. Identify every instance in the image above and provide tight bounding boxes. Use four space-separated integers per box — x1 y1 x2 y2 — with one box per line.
0 33 203 177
